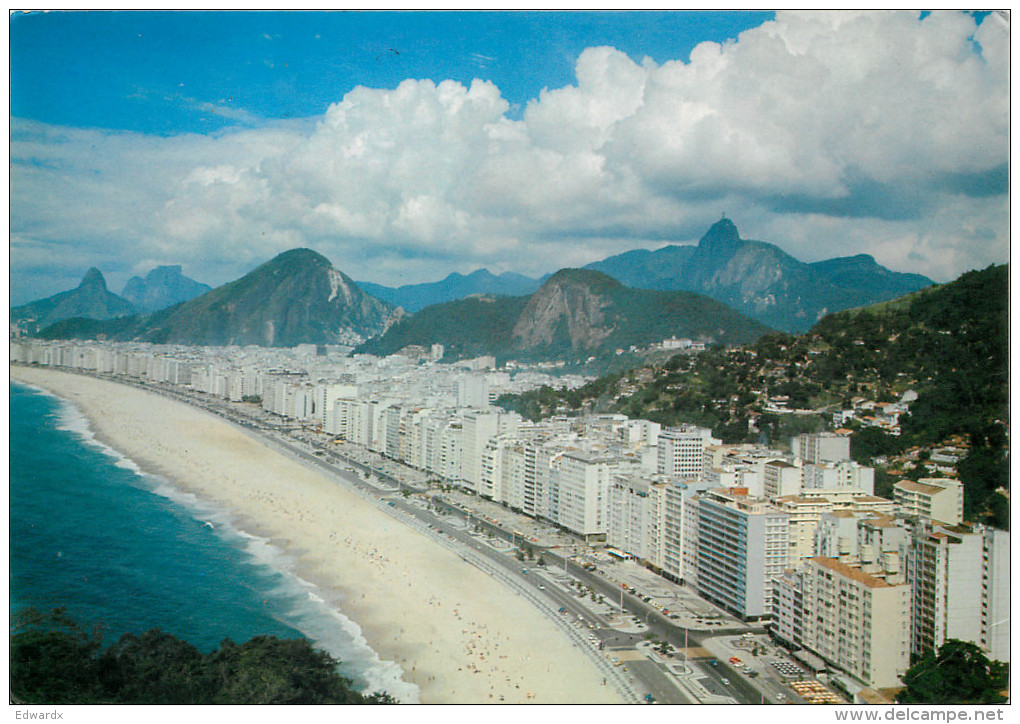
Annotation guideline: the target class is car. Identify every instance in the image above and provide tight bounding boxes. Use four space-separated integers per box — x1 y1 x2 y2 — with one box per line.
721 678 730 685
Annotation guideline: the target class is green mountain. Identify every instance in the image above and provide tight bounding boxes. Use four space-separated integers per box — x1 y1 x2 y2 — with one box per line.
10 268 137 335
356 294 530 361
584 219 935 332
356 268 772 362
39 249 399 347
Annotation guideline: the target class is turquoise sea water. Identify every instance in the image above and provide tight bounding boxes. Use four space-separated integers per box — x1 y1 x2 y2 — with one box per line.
9 381 416 702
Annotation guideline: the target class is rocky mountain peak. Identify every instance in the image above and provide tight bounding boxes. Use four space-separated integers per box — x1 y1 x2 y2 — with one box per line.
79 267 108 290
542 268 624 293
121 265 212 313
512 269 621 351
698 217 742 254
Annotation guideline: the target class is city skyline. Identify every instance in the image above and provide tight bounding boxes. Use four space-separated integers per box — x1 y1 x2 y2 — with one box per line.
10 10 1009 307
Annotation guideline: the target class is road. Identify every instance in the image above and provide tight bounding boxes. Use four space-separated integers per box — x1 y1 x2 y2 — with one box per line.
65 371 774 705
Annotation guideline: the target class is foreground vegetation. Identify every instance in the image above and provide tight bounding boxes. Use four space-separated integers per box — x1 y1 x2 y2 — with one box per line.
898 640 1008 705
10 608 395 705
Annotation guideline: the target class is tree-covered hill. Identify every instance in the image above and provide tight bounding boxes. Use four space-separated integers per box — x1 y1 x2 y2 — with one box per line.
10 608 395 705
356 268 772 363
499 264 1008 526
356 294 531 361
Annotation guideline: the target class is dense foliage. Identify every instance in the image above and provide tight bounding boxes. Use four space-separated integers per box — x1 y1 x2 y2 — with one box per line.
356 269 771 363
499 265 1008 525
356 294 530 362
897 640 1008 704
10 608 395 705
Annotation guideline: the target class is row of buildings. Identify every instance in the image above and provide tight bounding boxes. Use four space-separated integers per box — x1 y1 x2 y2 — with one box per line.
12 338 1009 693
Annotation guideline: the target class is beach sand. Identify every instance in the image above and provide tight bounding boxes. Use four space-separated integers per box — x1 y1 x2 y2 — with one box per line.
11 366 625 705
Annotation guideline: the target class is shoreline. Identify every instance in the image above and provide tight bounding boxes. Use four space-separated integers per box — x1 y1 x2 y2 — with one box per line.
10 366 626 705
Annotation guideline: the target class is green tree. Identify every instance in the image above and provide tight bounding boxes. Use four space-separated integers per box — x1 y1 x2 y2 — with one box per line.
10 608 105 704
897 640 1008 705
11 610 394 705
99 629 209 704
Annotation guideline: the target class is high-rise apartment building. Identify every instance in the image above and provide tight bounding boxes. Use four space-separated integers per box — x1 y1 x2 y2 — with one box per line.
773 557 910 689
894 478 964 525
657 425 719 480
763 459 802 499
792 432 851 464
905 521 1010 662
692 488 790 619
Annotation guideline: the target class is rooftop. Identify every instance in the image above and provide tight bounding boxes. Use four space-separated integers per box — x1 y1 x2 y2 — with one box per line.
810 557 896 588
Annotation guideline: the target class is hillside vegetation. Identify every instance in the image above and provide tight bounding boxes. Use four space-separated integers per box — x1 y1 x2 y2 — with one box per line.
499 265 1008 526
358 269 772 363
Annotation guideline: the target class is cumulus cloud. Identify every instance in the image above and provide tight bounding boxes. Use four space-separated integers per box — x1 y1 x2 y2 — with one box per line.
9 10 1008 304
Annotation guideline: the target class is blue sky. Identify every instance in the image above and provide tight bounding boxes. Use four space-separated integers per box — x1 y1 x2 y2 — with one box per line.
9 10 1010 305
11 11 773 135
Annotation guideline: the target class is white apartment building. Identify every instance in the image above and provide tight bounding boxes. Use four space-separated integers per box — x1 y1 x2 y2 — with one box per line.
457 375 491 408
763 459 802 499
906 521 1010 662
547 451 630 539
894 477 964 525
666 479 715 585
792 432 852 464
657 425 719 480
802 460 875 495
773 495 834 563
800 489 894 514
461 410 520 496
773 557 910 689
606 475 660 562
692 487 790 619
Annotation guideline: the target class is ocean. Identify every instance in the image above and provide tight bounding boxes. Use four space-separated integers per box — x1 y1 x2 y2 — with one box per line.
9 381 417 702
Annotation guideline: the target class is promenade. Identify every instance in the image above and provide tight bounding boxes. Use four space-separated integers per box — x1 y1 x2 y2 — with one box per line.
12 365 843 706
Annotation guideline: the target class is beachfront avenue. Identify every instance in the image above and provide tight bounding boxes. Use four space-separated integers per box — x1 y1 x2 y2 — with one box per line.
20 338 993 705
11 355 797 705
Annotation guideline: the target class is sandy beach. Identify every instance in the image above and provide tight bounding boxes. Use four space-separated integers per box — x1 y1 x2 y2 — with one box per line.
10 366 625 705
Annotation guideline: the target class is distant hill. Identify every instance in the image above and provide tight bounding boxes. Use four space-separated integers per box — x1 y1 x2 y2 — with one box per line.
583 219 935 332
357 269 542 312
355 294 531 361
121 265 212 313
40 249 400 347
356 268 772 362
584 245 697 291
10 268 136 334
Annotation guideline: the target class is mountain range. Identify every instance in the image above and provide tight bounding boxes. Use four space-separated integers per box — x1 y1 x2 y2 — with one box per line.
39 249 400 347
357 269 541 312
582 218 935 332
9 268 136 335
10 264 213 336
20 219 936 350
355 268 772 362
356 219 934 333
121 265 212 313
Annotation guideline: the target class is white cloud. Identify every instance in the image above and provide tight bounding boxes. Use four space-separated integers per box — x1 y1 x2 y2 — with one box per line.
10 10 1008 304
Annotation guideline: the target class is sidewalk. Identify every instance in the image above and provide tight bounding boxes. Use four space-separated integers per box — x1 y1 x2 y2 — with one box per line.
701 632 837 704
